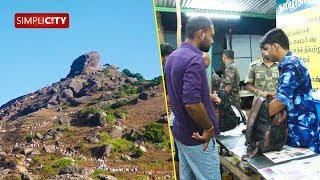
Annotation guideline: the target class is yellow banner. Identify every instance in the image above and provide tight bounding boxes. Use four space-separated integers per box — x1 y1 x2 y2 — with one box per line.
277 5 320 92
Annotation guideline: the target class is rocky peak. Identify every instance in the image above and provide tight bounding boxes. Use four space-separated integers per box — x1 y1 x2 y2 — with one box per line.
66 51 100 78
0 51 121 121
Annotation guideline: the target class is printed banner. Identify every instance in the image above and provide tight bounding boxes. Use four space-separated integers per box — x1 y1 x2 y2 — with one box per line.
277 0 320 92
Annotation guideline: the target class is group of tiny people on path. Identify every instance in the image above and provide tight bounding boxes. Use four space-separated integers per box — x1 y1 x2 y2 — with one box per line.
161 15 319 179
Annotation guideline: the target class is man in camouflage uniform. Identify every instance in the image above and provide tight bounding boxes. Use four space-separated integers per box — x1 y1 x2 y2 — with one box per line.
245 50 279 102
220 49 241 109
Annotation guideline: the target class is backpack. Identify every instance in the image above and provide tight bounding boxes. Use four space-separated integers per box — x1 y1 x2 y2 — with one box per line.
216 90 246 132
244 96 288 157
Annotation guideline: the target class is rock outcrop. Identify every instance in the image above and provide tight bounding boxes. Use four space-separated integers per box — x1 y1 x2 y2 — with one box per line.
66 51 100 78
0 51 127 121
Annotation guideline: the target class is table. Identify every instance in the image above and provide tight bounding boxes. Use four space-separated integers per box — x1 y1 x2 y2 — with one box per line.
240 90 254 98
216 134 275 173
216 131 319 179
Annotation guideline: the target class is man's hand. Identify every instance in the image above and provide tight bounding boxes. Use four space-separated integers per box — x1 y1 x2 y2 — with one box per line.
210 94 221 105
266 93 275 100
256 90 267 97
192 127 214 152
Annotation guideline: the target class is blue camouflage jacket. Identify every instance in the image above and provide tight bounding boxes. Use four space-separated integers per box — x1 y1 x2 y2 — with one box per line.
276 51 319 153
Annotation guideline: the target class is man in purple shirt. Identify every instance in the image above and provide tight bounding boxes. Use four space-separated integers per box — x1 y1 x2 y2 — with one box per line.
164 16 221 179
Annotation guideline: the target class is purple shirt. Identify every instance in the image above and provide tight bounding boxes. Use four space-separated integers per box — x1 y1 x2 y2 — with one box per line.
164 42 220 146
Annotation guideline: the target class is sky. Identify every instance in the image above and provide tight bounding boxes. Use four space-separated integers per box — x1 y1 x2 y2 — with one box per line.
0 0 162 106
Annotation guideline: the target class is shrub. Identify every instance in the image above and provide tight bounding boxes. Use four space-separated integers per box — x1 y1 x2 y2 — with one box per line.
62 102 69 110
33 157 40 163
100 132 112 144
109 99 129 109
50 154 56 161
114 84 137 98
114 91 124 98
156 137 171 149
80 107 100 115
87 100 100 106
103 68 110 75
65 125 72 132
144 122 167 143
100 132 132 153
130 133 140 141
52 158 74 169
131 145 144 157
111 138 132 153
105 113 116 124
113 109 126 119
25 135 35 142
92 169 108 178
77 142 85 150
40 165 55 176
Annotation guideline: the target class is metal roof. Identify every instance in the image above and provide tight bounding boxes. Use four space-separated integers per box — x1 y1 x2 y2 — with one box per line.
155 0 276 19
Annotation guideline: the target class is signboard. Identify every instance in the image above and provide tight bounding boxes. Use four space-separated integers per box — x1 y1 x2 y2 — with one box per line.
276 0 320 92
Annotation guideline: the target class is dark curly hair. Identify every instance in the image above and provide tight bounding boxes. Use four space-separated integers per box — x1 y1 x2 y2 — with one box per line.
160 43 175 57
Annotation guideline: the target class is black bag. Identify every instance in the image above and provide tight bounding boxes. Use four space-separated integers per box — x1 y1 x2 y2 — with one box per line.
245 96 288 157
217 90 246 132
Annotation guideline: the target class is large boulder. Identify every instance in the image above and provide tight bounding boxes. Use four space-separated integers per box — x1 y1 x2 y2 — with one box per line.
37 87 48 95
61 89 74 99
101 144 114 157
58 117 70 125
87 79 102 92
35 133 43 140
125 77 137 85
139 145 147 153
48 94 59 105
47 129 58 136
73 96 95 104
73 111 106 127
91 112 106 126
68 79 85 94
0 156 17 169
43 145 56 154
84 132 100 144
58 164 85 175
120 154 132 161
12 146 24 154
110 125 125 138
91 144 114 158
23 148 34 156
100 91 113 100
31 149 41 156
98 175 117 180
53 132 63 140
21 172 37 180
67 51 100 78
128 128 143 141
138 92 149 100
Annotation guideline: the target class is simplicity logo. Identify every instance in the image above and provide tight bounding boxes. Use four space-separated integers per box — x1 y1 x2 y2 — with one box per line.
15 13 69 28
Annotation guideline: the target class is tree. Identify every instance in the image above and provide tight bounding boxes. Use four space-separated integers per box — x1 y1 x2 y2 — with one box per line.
134 73 144 81
122 69 133 77
151 76 162 85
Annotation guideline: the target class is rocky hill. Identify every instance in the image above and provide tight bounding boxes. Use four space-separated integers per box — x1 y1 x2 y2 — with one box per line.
0 51 173 179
